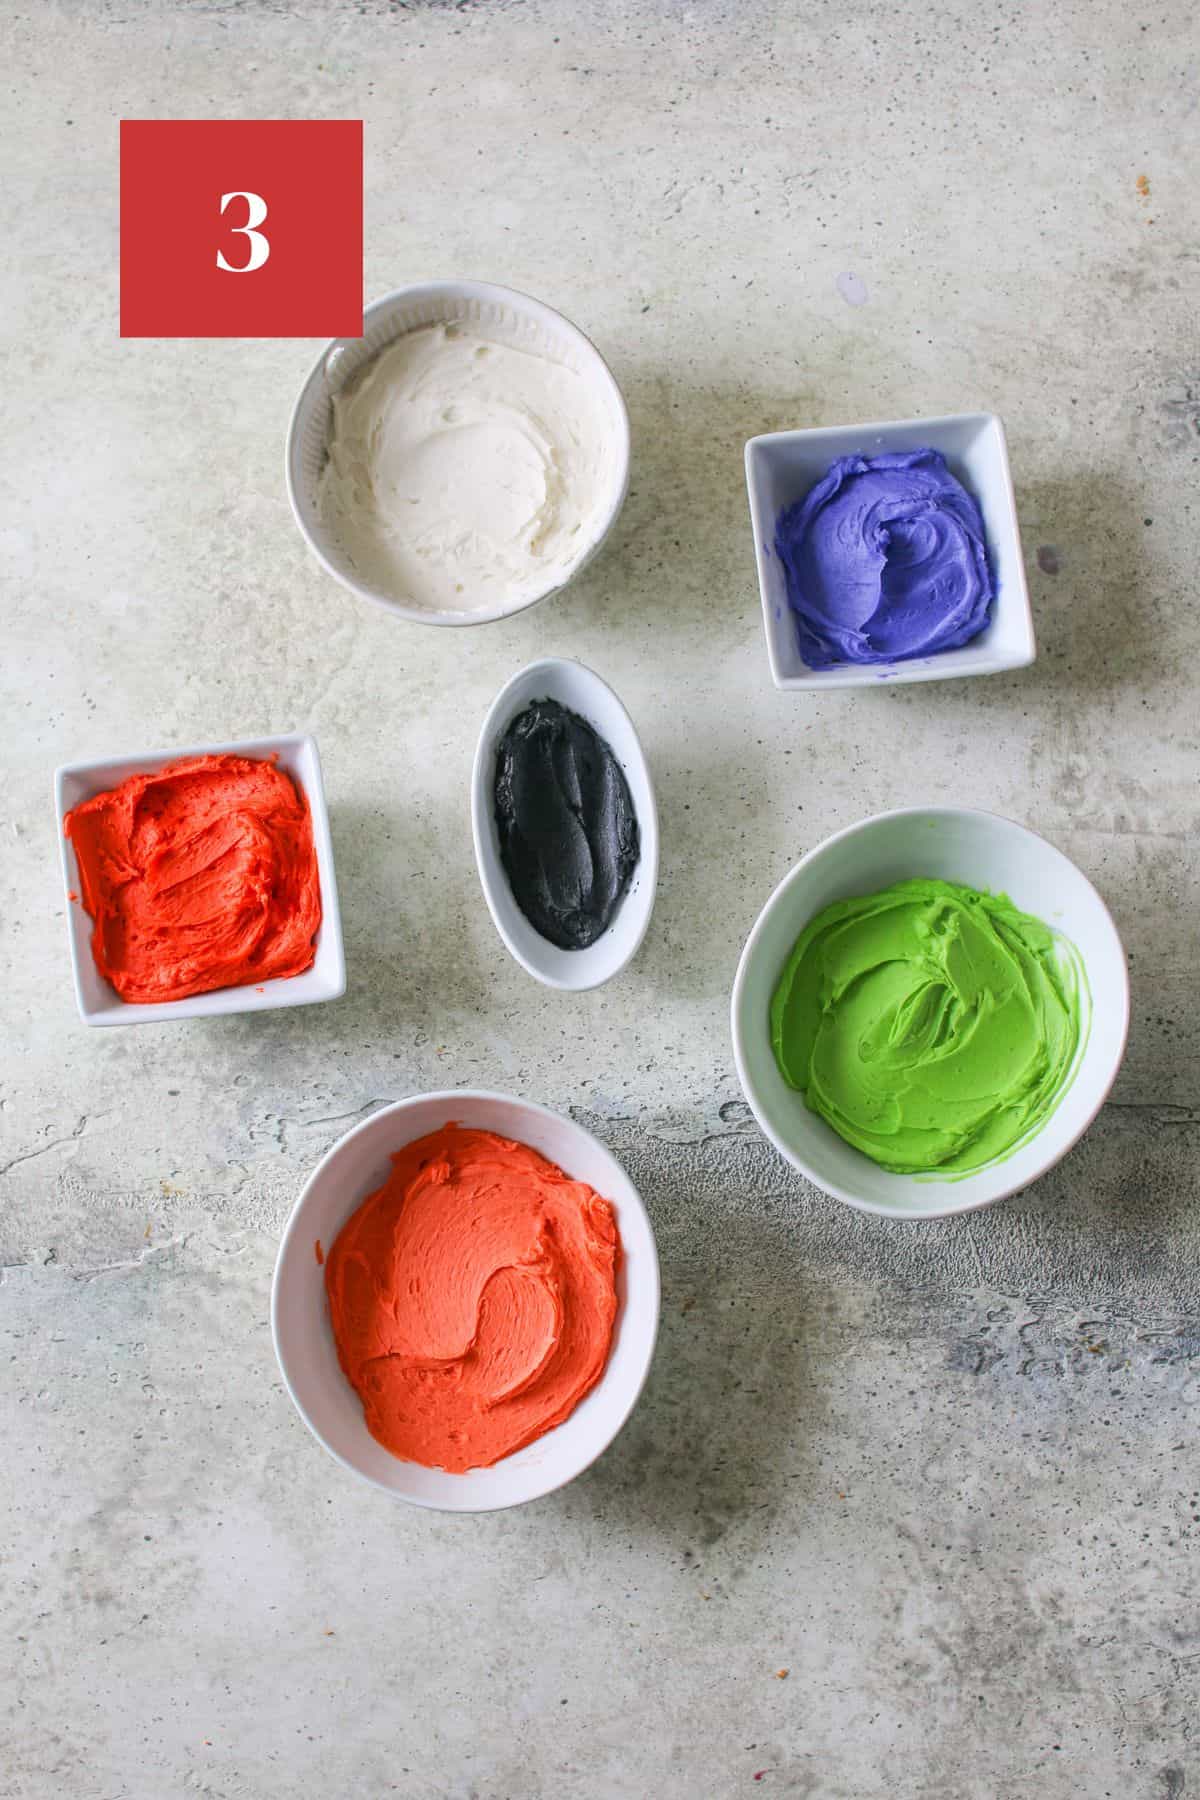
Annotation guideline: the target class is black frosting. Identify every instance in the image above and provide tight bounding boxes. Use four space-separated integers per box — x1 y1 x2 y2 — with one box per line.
494 698 640 951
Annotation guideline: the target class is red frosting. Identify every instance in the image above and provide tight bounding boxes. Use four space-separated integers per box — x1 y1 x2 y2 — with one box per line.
65 753 321 1003
325 1124 621 1473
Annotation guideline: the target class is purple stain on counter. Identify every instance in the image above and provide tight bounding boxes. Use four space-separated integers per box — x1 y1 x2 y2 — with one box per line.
836 271 869 306
775 450 995 669
1037 544 1062 575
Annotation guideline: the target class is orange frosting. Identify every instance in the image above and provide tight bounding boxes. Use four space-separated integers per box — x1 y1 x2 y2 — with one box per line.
64 754 321 1004
325 1124 621 1473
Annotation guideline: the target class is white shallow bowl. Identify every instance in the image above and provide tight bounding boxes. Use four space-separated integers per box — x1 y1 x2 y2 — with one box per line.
55 732 345 1027
286 279 631 626
731 807 1129 1220
745 411 1036 690
271 1091 661 1511
471 657 658 990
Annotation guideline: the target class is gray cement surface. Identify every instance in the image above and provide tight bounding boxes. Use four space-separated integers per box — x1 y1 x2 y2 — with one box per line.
2 1 1199 1794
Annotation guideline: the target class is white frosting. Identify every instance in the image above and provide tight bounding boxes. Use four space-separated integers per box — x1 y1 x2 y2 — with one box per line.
318 323 619 614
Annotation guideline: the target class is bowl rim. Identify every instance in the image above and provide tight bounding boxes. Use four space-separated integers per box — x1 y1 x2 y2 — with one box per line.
54 730 345 1026
285 278 632 628
469 655 660 991
730 804 1131 1221
270 1089 662 1510
745 407 1000 453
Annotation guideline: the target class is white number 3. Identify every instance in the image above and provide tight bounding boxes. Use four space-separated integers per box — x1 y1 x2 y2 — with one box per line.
216 191 270 273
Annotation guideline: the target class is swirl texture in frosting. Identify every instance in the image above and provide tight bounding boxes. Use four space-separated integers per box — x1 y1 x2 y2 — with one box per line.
770 877 1085 1175
64 754 321 1003
325 1124 620 1472
775 449 994 668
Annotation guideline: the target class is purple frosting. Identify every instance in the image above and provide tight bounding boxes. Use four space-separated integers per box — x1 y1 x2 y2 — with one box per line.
775 449 994 668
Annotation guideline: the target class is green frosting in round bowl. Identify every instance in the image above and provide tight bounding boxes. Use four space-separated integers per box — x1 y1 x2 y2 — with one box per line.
770 877 1087 1176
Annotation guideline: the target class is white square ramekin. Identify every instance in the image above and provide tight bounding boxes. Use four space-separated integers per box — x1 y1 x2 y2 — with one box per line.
55 732 345 1027
745 411 1036 691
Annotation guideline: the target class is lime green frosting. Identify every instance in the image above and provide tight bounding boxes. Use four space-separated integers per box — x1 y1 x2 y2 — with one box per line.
770 877 1086 1176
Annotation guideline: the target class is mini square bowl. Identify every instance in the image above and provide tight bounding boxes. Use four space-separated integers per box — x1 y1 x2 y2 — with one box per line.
55 732 345 1026
745 411 1036 690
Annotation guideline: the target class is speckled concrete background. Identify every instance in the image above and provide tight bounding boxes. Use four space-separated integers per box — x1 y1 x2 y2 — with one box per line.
2 1 1198 1795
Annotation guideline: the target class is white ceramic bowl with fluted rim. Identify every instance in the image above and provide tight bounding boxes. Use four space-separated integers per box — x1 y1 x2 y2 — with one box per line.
731 807 1129 1220
471 657 659 990
271 1090 660 1510
286 280 631 626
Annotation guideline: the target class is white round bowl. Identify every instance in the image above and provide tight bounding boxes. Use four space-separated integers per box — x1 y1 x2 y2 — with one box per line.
271 1090 660 1510
285 280 631 626
471 657 659 990
731 808 1129 1220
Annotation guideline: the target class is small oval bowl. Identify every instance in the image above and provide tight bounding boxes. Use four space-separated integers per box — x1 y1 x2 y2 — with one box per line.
286 280 631 626
471 657 659 990
731 807 1129 1221
272 1091 660 1511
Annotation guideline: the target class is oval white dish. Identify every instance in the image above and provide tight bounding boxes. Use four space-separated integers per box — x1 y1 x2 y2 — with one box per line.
471 657 658 991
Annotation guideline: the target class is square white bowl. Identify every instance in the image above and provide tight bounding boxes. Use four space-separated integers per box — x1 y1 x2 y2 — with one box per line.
745 411 1036 691
55 732 345 1026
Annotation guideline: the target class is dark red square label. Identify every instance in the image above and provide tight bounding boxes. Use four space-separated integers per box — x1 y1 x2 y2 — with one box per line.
120 119 362 338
